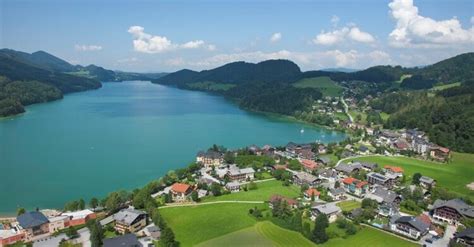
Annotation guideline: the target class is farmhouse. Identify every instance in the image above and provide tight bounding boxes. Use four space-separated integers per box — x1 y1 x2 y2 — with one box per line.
359 161 378 171
432 199 474 224
390 215 429 239
113 208 148 234
429 146 450 162
317 168 338 183
301 159 318 172
366 186 401 205
304 188 320 201
328 187 346 201
335 162 362 176
366 172 396 188
269 195 298 209
225 181 241 192
170 183 193 202
419 176 436 189
384 165 404 178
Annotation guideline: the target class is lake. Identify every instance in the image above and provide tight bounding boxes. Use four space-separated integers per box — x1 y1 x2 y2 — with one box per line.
0 81 345 215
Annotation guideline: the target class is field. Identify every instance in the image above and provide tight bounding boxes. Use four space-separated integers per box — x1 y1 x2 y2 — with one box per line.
336 200 361 212
430 82 461 91
322 226 417 247
202 179 301 202
197 221 315 247
186 81 236 91
159 203 261 246
293 76 344 97
349 152 474 200
349 110 368 124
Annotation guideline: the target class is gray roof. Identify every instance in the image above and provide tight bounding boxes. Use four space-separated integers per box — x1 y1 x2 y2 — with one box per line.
99 216 115 226
294 172 318 183
17 211 49 229
360 161 378 170
456 227 474 239
197 150 222 159
103 233 141 247
228 165 255 176
419 176 435 184
317 157 330 164
317 168 338 179
433 199 474 218
113 208 147 226
226 181 240 188
367 172 390 183
366 187 399 204
329 187 345 195
312 203 341 215
335 162 361 173
395 216 429 232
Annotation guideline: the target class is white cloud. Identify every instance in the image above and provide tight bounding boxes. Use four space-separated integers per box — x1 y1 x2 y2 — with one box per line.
388 0 474 48
313 25 375 45
330 15 340 27
127 26 215 53
74 44 102 51
270 32 282 43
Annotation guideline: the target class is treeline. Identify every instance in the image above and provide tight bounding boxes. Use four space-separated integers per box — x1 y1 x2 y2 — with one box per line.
372 87 474 153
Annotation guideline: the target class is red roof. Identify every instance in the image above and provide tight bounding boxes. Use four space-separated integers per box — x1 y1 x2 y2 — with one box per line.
417 214 432 226
342 177 358 185
305 188 320 197
171 183 191 193
384 165 404 173
269 194 297 206
301 159 318 170
356 181 368 188
437 147 450 153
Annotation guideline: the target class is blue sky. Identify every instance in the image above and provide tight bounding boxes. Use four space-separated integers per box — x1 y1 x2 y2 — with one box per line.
1 0 473 72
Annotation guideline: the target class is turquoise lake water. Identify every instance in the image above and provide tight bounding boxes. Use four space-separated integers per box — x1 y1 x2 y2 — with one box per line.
0 81 345 215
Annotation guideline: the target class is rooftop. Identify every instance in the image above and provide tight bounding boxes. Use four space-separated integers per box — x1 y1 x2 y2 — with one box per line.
171 183 191 193
17 211 49 229
113 208 147 226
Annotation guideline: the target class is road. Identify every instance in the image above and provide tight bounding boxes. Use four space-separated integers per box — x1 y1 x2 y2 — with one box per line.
341 97 353 122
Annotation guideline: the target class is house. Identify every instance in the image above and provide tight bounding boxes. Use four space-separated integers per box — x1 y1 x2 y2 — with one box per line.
390 215 429 239
48 215 69 233
301 159 318 172
328 187 346 201
317 146 327 155
359 162 378 171
358 145 369 154
0 229 25 246
430 146 450 162
412 138 430 156
113 208 148 234
103 233 142 247
317 168 338 183
145 225 161 240
304 188 320 201
297 149 315 160
394 139 410 151
335 162 362 176
316 156 330 165
311 203 341 223
384 165 404 178
170 183 193 202
419 176 436 189
196 150 223 168
197 189 208 198
366 172 396 188
432 199 474 224
225 181 240 192
62 209 96 227
17 211 49 241
342 177 368 197
293 172 318 186
286 142 312 155
248 145 262 155
227 165 255 182
379 202 399 217
453 227 474 247
269 195 298 209
366 186 401 205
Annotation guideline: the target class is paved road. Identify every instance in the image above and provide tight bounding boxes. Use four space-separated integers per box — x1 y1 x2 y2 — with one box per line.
161 200 265 208
341 97 353 122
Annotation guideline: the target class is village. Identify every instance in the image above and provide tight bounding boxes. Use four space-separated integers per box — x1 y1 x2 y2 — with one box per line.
0 124 471 247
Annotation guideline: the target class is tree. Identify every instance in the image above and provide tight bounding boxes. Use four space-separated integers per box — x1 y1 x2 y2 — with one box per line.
247 181 257 191
16 207 25 216
105 192 121 213
412 173 422 185
191 191 199 202
89 198 99 209
88 220 103 247
361 198 378 209
334 181 340 188
65 226 78 239
210 183 222 196
311 214 329 244
223 151 235 164
78 199 85 210
160 227 178 247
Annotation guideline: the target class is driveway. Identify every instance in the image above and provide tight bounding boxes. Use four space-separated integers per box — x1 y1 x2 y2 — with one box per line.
420 224 456 247
71 227 91 247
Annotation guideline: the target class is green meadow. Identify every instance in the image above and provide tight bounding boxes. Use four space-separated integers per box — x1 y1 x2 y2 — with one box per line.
293 76 344 97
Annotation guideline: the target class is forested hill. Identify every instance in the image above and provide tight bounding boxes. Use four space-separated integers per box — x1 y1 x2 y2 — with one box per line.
0 49 165 117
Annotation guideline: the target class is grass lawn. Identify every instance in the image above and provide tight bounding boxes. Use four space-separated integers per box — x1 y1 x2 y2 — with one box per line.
159 203 261 246
322 226 417 247
349 152 474 200
293 77 344 97
202 179 301 202
197 221 315 247
430 82 461 91
104 230 117 239
336 200 361 212
380 112 390 122
348 110 367 124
